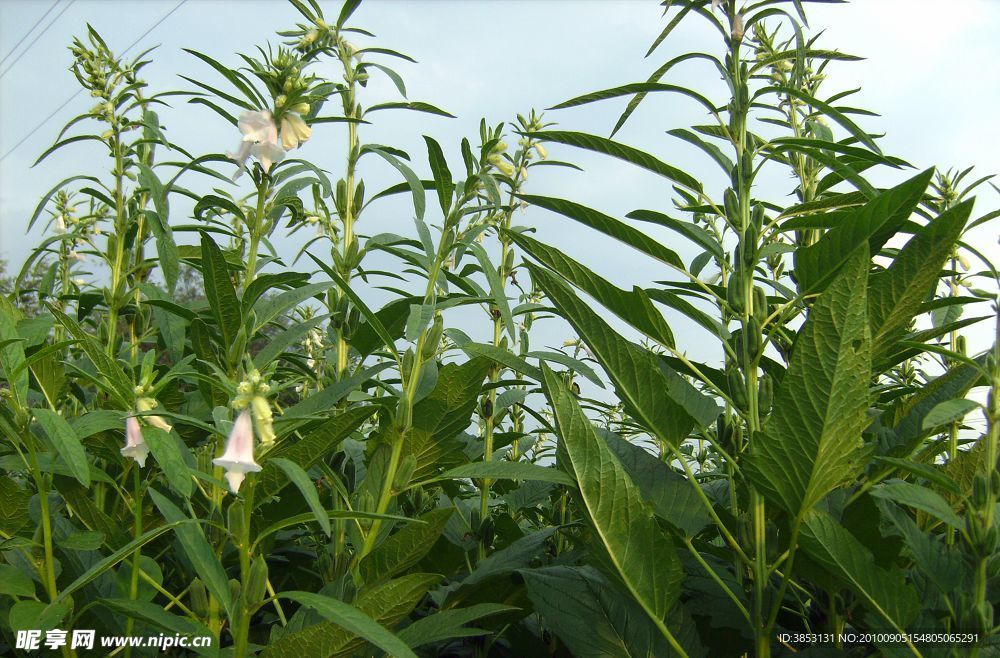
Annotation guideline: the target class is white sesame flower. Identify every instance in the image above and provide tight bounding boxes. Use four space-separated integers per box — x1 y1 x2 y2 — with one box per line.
121 416 149 467
212 410 262 494
228 110 286 180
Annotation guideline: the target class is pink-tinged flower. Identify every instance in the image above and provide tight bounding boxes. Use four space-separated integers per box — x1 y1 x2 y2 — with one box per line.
228 110 286 180
121 416 149 467
212 410 262 494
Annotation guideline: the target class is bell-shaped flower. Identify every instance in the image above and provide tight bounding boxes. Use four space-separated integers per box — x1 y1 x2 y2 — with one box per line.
121 416 149 467
228 110 286 180
212 410 262 494
279 112 312 150
136 397 172 433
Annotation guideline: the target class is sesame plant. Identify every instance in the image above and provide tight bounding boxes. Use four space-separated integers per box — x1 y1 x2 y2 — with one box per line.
0 1 997 657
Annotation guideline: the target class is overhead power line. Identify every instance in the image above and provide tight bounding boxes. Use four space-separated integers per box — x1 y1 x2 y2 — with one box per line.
0 0 60 69
0 0 76 80
0 0 188 165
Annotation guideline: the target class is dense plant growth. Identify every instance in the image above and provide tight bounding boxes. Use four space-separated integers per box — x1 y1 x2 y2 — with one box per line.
1 1 998 656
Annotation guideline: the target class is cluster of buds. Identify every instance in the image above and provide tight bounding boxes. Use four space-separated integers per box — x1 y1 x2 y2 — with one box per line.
69 31 133 101
134 389 172 432
233 369 276 446
486 140 514 177
303 325 324 372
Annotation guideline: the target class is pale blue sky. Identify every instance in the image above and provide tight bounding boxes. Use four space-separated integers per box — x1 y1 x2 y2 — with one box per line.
1 0 998 366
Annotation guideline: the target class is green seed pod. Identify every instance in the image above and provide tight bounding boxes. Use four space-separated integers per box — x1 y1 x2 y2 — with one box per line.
479 516 495 547
758 373 774 416
978 601 994 634
973 474 990 509
723 188 740 226
420 314 444 360
981 525 999 556
746 318 762 359
335 179 348 218
244 556 268 606
401 348 414 383
227 501 245 540
751 203 765 230
393 454 417 491
727 367 748 412
189 578 209 618
726 271 745 315
716 413 733 446
752 286 767 324
228 578 241 605
352 179 365 216
991 471 1000 497
503 248 515 274
396 396 413 430
481 396 494 420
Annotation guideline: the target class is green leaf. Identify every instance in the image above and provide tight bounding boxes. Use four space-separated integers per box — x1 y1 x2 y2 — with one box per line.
440 461 575 487
9 600 70 634
453 340 541 381
521 565 683 658
259 407 376 502
507 228 675 347
100 598 200 634
868 200 972 362
794 169 932 293
142 426 192 498
0 476 30 534
0 295 28 411
869 481 962 529
872 457 961 495
279 591 418 658
199 233 242 348
746 247 871 519
529 264 717 446
920 398 981 431
33 408 90 487
148 489 233 618
627 208 725 261
269 458 331 537
396 603 517 648
359 508 452 584
541 364 683 645
423 135 453 215
0 564 35 597
800 511 919 630
516 195 684 270
757 86 880 153
252 281 332 332
600 429 711 536
469 242 516 342
524 131 701 191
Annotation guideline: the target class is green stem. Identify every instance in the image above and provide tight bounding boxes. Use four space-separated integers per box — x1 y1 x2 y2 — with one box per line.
123 466 142 658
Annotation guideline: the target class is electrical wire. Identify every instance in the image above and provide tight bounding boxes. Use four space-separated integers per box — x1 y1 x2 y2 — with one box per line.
0 0 188 164
0 0 60 69
0 0 76 80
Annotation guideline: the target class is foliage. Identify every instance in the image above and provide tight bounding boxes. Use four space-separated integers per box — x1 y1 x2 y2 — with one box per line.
0 1 998 657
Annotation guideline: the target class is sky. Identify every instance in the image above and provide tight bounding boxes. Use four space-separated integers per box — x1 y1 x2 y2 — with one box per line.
0 0 998 374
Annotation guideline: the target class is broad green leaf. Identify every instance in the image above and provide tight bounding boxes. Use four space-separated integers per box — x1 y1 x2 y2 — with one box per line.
800 511 919 630
522 565 688 658
529 264 717 446
507 229 675 347
877 500 966 595
515 195 685 270
872 457 961 495
550 82 717 118
541 364 683 642
47 305 132 406
462 527 559 587
423 135 453 215
868 200 972 362
0 476 30 534
0 564 35 597
10 600 70 634
396 603 517 648
0 297 28 410
278 591 418 658
469 242 516 342
359 508 452 584
148 489 233 618
600 429 711 536
746 247 871 519
794 169 932 293
100 598 200 634
34 408 90 487
523 131 702 191
199 233 242 348
453 340 541 381
270 458 331 537
627 208 725 261
142 426 192 498
259 407 376 502
869 481 962 529
920 398 981 431
252 281 331 332
440 461 574 487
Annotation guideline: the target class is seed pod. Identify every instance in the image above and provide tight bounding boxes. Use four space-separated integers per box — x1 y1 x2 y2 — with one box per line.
726 271 745 315
752 287 767 324
396 396 413 429
481 396 494 420
978 600 994 634
244 556 268 606
229 578 241 605
981 525 999 555
746 318 762 360
335 179 348 218
227 501 245 541
189 578 209 618
723 188 740 226
991 471 1000 497
401 348 414 383
751 203 765 230
727 367 748 412
973 474 990 509
421 314 444 360
352 179 365 216
956 334 966 356
393 454 417 491
479 516 495 547
758 373 774 416
503 248 515 274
